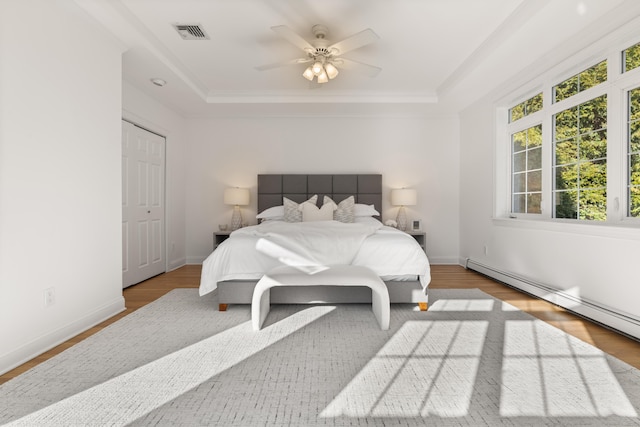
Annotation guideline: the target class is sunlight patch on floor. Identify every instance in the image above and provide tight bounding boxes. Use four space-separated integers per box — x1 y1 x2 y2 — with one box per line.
6 306 335 426
500 320 637 417
428 298 494 312
320 319 488 418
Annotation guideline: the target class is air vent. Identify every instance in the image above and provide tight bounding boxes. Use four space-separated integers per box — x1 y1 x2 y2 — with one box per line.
173 24 210 40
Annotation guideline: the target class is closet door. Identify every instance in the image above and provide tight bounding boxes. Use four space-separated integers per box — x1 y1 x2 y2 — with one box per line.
122 120 166 288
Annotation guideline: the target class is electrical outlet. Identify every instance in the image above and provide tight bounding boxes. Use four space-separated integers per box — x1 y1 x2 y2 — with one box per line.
44 287 55 307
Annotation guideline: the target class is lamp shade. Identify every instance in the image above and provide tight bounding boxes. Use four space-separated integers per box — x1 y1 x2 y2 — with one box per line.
391 188 417 206
324 62 339 79
224 188 250 206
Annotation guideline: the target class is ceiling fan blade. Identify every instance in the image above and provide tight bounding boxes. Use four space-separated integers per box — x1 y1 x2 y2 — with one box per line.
255 57 311 71
328 28 379 55
333 58 381 78
271 25 314 52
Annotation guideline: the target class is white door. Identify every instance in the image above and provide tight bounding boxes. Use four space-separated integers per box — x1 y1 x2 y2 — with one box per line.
122 120 166 288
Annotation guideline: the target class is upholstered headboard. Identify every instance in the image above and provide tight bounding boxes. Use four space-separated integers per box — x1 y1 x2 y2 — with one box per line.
258 174 382 219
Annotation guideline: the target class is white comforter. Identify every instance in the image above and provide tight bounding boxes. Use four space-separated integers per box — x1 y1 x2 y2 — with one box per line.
199 220 430 296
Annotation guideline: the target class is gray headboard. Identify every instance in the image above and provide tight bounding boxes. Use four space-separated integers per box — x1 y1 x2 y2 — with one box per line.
258 174 382 219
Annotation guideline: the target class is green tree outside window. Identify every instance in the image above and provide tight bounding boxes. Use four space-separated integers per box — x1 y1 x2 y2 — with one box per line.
554 95 607 220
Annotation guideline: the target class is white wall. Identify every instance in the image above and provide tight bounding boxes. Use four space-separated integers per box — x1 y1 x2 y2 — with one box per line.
185 114 460 265
122 81 187 271
0 0 124 373
459 87 640 339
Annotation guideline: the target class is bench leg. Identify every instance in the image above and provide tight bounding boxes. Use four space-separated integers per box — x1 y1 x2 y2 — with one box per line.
371 287 390 330
418 302 428 311
252 286 271 331
219 304 228 312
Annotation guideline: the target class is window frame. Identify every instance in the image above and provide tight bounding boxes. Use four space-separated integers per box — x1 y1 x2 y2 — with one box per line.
506 106 544 218
498 37 640 227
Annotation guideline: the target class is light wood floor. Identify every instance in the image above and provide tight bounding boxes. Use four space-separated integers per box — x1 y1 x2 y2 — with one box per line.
2 265 639 385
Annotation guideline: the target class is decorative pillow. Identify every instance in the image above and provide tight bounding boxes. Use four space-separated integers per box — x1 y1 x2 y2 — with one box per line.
256 205 284 220
301 200 336 222
354 203 380 217
283 195 317 222
324 195 355 223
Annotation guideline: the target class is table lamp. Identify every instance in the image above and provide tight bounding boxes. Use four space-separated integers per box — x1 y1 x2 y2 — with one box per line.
224 187 250 230
391 188 417 231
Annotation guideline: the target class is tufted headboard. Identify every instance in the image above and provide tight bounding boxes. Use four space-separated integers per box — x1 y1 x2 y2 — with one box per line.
257 174 382 219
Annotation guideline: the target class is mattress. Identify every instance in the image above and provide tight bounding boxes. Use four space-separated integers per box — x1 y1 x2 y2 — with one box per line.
199 220 431 296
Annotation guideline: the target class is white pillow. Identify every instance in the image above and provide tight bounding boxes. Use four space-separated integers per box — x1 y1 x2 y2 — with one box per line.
324 195 355 223
301 201 336 222
354 203 380 217
256 205 284 220
283 195 318 222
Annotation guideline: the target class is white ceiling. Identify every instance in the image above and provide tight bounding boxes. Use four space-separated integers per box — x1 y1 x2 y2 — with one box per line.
76 0 640 117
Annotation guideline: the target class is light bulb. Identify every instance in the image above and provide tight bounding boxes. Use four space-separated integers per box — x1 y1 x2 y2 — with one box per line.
317 70 329 83
302 67 314 81
312 61 323 76
324 62 339 79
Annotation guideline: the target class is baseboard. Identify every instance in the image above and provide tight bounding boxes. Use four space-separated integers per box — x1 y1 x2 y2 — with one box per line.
426 256 459 265
465 258 640 341
167 258 186 272
0 296 126 376
186 256 207 265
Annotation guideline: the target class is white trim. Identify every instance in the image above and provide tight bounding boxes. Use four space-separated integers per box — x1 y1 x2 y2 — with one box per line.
0 297 125 376
205 92 438 104
492 216 640 240
426 256 460 265
465 259 640 340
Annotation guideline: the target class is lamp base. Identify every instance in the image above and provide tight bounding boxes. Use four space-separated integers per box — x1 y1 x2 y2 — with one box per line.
396 206 408 231
231 206 243 230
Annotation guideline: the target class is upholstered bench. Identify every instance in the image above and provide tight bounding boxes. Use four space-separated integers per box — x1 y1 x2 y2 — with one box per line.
251 265 390 331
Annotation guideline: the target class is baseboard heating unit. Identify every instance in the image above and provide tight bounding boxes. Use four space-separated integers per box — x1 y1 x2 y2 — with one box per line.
465 258 640 341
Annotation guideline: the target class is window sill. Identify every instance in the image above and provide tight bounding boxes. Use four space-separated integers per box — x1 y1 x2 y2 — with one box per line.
492 216 640 240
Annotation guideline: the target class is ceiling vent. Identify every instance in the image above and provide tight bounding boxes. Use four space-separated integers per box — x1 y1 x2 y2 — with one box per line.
173 24 210 40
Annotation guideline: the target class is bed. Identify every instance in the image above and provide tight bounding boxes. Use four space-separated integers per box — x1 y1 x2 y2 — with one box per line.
199 174 431 311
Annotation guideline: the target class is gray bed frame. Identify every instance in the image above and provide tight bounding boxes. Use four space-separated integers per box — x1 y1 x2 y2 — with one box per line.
217 174 428 311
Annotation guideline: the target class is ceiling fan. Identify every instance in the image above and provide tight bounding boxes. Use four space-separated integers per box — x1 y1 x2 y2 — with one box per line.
256 24 381 84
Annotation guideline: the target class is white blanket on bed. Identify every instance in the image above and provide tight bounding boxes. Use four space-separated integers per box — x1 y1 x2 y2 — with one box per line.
236 220 380 269
199 220 430 296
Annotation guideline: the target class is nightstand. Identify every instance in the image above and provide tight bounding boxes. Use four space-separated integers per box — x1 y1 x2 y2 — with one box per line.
405 231 426 252
213 231 231 250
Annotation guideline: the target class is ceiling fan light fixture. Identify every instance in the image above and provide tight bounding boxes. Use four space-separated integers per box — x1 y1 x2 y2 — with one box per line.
317 70 329 83
302 67 315 81
325 62 339 79
257 24 381 85
312 61 324 76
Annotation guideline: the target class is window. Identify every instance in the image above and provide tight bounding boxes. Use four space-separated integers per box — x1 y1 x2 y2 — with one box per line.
553 61 607 103
512 125 542 214
510 93 543 122
623 42 640 73
502 40 640 225
628 87 640 217
553 95 607 220
508 93 543 215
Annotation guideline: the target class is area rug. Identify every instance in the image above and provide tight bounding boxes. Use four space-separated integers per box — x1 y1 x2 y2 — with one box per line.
1 288 639 426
